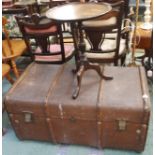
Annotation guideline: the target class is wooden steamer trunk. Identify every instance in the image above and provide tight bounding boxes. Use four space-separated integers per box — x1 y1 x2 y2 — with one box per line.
5 63 151 152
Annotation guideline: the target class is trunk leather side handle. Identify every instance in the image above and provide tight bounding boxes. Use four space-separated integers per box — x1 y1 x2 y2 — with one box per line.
22 111 33 123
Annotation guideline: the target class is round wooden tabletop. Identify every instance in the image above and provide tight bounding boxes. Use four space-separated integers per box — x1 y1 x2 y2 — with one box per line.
46 2 112 22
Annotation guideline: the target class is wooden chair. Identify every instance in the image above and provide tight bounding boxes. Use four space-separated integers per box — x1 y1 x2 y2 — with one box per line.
16 13 75 64
2 16 27 78
82 1 126 66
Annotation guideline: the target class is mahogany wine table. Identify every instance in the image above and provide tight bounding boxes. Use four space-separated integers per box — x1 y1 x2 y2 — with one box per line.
46 2 112 98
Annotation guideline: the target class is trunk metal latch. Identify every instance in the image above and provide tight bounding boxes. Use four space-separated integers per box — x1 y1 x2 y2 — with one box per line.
22 111 33 123
117 119 127 131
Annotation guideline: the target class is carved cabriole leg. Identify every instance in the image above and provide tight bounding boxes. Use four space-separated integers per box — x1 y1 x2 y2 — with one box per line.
121 54 126 66
72 65 85 99
114 59 118 66
72 61 113 99
84 62 113 80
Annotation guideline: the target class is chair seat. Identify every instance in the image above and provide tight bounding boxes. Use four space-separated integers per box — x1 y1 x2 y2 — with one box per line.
82 17 117 28
34 44 74 62
2 63 11 78
2 39 27 57
85 38 126 60
2 4 14 8
25 25 57 34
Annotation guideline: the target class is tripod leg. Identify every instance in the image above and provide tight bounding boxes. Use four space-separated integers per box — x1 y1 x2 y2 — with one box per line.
72 65 84 99
86 63 113 80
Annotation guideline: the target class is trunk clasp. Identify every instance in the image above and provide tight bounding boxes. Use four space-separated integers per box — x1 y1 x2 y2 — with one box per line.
22 111 33 123
117 119 127 131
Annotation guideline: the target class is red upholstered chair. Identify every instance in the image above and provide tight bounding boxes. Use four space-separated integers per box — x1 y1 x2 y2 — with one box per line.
2 0 14 9
16 13 75 64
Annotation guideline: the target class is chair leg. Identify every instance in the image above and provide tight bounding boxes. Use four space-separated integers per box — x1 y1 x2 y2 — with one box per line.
121 55 126 66
114 60 118 66
11 60 19 78
2 128 7 136
2 101 7 136
6 74 14 84
72 62 113 99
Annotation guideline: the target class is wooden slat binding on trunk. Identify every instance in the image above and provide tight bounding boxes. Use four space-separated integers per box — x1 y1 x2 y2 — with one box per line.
96 67 104 148
138 67 151 124
45 117 57 144
44 64 66 143
135 67 151 152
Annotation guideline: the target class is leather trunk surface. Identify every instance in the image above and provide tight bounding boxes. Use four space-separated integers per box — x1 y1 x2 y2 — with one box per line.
5 62 64 141
98 66 151 151
5 62 151 152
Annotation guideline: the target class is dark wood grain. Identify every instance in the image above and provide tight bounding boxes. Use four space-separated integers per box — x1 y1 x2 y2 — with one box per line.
46 2 112 22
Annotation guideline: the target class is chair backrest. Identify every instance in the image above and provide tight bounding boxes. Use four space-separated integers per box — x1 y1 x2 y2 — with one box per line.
2 16 26 59
82 1 124 64
49 0 67 8
89 0 129 19
2 6 28 38
16 13 74 64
